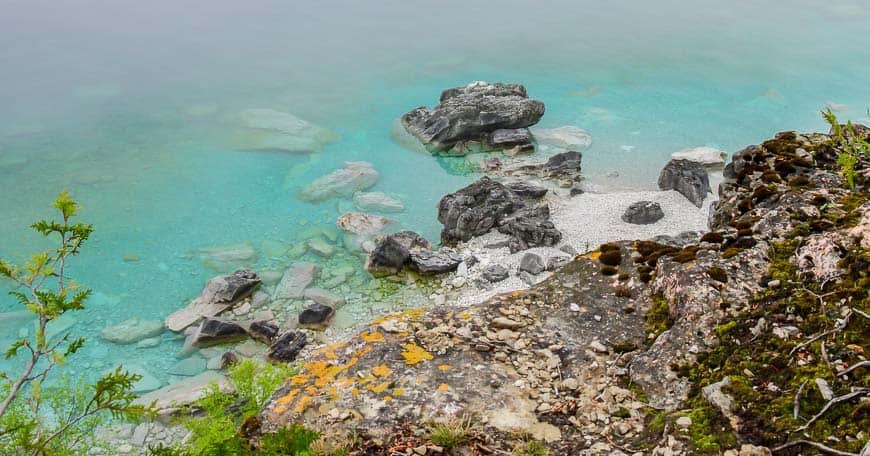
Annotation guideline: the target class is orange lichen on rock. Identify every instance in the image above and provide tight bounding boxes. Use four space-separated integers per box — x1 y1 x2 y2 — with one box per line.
276 388 300 405
372 364 393 377
369 381 391 393
438 383 449 392
372 308 425 324
360 331 385 342
392 388 405 396
294 394 312 414
401 342 434 365
290 374 309 386
588 251 601 260
438 364 452 371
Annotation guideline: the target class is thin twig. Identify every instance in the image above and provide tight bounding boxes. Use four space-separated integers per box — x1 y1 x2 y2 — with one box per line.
794 389 869 432
793 380 808 420
771 439 858 455
789 309 852 356
838 360 870 377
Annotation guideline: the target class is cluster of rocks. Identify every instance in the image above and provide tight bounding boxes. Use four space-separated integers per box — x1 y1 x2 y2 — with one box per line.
252 127 868 454
401 81 545 154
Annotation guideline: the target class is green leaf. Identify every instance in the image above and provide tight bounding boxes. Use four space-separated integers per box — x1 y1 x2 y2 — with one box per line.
53 190 79 219
5 339 26 359
64 337 85 357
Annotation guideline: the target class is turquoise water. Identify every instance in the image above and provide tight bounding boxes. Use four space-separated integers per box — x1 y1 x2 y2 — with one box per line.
1 0 869 387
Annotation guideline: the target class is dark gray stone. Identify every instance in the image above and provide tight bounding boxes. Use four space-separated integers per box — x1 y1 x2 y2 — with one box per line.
486 128 534 153
482 264 510 283
200 269 261 305
190 317 248 348
506 181 548 199
365 231 432 275
622 201 665 224
658 159 710 207
248 320 279 344
409 249 463 274
267 331 308 363
519 252 546 275
401 82 545 153
298 302 334 327
220 351 239 369
438 177 522 244
498 205 562 253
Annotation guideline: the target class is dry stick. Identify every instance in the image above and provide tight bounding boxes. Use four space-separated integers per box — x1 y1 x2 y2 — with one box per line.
771 439 858 456
789 309 852 356
838 360 870 377
794 389 869 433
793 380 808 420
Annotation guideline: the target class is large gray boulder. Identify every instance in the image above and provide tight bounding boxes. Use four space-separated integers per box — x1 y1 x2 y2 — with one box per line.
622 201 665 225
401 81 545 153
165 269 261 332
658 159 710 208
437 177 562 252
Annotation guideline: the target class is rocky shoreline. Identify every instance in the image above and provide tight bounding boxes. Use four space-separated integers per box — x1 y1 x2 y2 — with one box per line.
103 82 867 455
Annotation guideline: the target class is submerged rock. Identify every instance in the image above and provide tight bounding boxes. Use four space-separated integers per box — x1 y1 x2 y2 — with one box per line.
198 243 258 272
273 263 317 301
531 126 592 150
227 108 337 153
100 318 164 345
299 162 380 202
353 192 404 213
401 81 545 153
298 302 335 328
336 212 393 236
658 159 710 207
621 201 665 225
165 269 261 332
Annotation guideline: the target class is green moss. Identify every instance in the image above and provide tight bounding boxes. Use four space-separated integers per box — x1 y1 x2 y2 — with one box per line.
645 295 673 339
612 341 638 353
599 249 623 266
720 247 742 259
714 321 737 339
612 407 632 419
699 232 724 244
706 266 728 283
617 273 630 281
614 287 632 298
600 265 618 276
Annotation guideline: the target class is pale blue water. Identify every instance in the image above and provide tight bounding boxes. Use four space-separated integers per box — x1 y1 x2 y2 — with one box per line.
1 0 869 387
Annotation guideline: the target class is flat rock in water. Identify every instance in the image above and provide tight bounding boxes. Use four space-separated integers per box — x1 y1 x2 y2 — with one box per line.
401 81 545 153
228 108 336 153
168 355 207 377
273 263 317 301
198 243 258 272
302 288 345 308
133 371 228 410
298 303 335 327
353 192 405 213
336 212 393 236
267 331 308 363
671 146 727 167
187 317 249 348
657 159 710 208
299 162 379 202
305 238 335 257
101 318 164 345
165 269 261 332
622 201 665 225
531 126 592 150
117 364 163 394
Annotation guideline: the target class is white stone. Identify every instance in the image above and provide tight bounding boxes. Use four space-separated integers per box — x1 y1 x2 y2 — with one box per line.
676 416 693 428
299 162 379 202
228 108 337 153
532 126 593 150
353 192 405 213
671 147 727 167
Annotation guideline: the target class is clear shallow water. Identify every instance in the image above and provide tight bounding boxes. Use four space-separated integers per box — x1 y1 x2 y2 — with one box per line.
1 0 869 387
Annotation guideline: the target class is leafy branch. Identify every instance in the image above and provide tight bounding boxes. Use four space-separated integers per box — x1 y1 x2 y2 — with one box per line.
822 108 870 189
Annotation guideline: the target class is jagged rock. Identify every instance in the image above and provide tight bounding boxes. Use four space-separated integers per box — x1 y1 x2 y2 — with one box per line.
299 162 379 202
519 252 546 275
365 231 432 275
506 181 548 199
621 201 665 225
267 331 308 363
438 177 522 244
101 318 164 345
353 192 404 213
228 108 336 153
671 146 727 167
531 126 592 150
409 249 463 274
482 264 510 282
273 263 317 301
702 377 740 429
504 151 583 186
497 205 562 253
166 269 261 332
401 81 545 153
188 317 249 348
486 128 534 154
796 234 844 283
658 159 710 207
302 288 345 308
249 321 279 344
299 303 335 327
